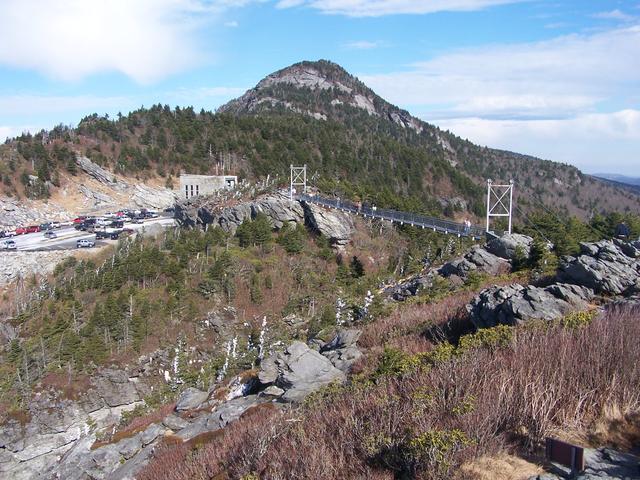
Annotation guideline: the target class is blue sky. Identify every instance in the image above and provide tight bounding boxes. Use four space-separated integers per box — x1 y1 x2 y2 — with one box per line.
0 0 638 174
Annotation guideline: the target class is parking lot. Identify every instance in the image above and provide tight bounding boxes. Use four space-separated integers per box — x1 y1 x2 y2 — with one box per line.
2 216 176 251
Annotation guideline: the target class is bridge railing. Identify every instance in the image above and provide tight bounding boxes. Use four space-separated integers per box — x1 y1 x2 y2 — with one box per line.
297 194 486 238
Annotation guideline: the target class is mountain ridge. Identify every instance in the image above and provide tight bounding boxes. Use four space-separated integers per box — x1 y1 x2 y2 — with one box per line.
0 59 639 227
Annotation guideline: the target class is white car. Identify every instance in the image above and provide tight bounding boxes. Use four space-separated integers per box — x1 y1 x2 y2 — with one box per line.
2 240 17 250
76 239 95 248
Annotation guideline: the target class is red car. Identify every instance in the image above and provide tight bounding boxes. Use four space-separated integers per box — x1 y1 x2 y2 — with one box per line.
15 227 27 235
25 226 40 233
73 216 86 224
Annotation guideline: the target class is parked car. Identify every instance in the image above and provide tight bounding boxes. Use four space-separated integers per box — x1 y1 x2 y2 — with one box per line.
51 221 61 229
131 217 143 224
43 230 57 239
95 230 110 239
109 231 121 240
5 229 16 237
76 239 95 248
15 227 27 235
110 220 124 228
2 240 17 250
25 225 40 234
72 216 86 224
0 230 5 238
39 222 52 231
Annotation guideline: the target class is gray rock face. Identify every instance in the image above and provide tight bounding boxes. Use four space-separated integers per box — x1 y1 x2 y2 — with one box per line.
91 368 141 408
387 271 436 301
320 329 363 373
558 240 640 295
439 245 510 279
528 447 640 480
76 155 122 187
1 368 145 480
162 414 189 431
175 191 356 245
175 387 209 412
485 233 534 260
254 195 305 229
175 193 304 235
259 341 346 403
303 202 355 245
467 283 593 328
131 183 178 210
78 184 116 207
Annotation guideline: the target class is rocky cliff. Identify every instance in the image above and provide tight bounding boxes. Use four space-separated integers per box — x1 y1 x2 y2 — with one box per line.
175 190 355 246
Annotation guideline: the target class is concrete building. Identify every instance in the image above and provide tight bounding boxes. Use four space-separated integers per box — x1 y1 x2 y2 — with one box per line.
180 174 237 199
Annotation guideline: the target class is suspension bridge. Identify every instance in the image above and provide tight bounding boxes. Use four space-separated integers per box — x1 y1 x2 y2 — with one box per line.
291 165 512 239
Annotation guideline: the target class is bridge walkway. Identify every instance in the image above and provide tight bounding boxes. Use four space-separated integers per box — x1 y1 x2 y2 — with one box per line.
297 193 489 238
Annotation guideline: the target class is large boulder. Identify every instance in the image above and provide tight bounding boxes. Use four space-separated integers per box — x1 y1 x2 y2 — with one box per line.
217 202 253 234
558 240 640 295
439 245 510 279
467 283 593 329
253 195 305 229
387 272 435 301
302 202 355 246
175 387 209 412
485 233 534 260
320 329 363 372
259 341 346 403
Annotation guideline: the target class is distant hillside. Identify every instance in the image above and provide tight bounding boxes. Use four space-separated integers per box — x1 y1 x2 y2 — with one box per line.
1 59 639 223
594 173 640 189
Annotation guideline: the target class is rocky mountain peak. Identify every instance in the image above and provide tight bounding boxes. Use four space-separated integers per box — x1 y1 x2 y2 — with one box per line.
218 59 425 132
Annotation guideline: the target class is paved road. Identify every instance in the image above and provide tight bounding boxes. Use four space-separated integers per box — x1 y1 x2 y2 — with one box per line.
4 217 176 251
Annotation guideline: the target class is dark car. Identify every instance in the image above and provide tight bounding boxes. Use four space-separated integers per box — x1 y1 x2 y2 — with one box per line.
43 230 57 239
39 222 52 231
109 230 121 240
110 220 124 228
0 230 5 239
95 230 110 239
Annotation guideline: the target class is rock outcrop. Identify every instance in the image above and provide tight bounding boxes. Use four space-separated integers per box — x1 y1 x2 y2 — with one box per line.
76 155 178 210
319 329 363 372
76 155 124 188
467 283 593 328
485 233 534 260
302 202 355 246
259 340 348 403
439 245 510 279
175 191 355 245
0 369 146 480
0 251 76 288
558 240 640 295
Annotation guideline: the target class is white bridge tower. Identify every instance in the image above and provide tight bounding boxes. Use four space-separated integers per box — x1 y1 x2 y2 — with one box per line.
486 179 514 235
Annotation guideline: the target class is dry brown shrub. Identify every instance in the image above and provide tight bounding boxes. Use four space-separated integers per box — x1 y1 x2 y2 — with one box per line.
140 304 640 480
458 452 543 480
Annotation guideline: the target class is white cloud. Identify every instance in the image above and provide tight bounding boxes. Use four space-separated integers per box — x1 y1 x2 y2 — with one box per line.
276 0 524 16
358 26 640 174
224 20 240 27
592 9 635 22
344 40 381 50
360 26 640 119
0 0 252 83
433 110 640 174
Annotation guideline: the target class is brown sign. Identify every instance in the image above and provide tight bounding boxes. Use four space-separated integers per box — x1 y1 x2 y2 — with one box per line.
545 438 585 472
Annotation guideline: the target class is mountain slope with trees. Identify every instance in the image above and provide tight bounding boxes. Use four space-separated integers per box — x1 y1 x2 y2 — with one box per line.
1 60 639 225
